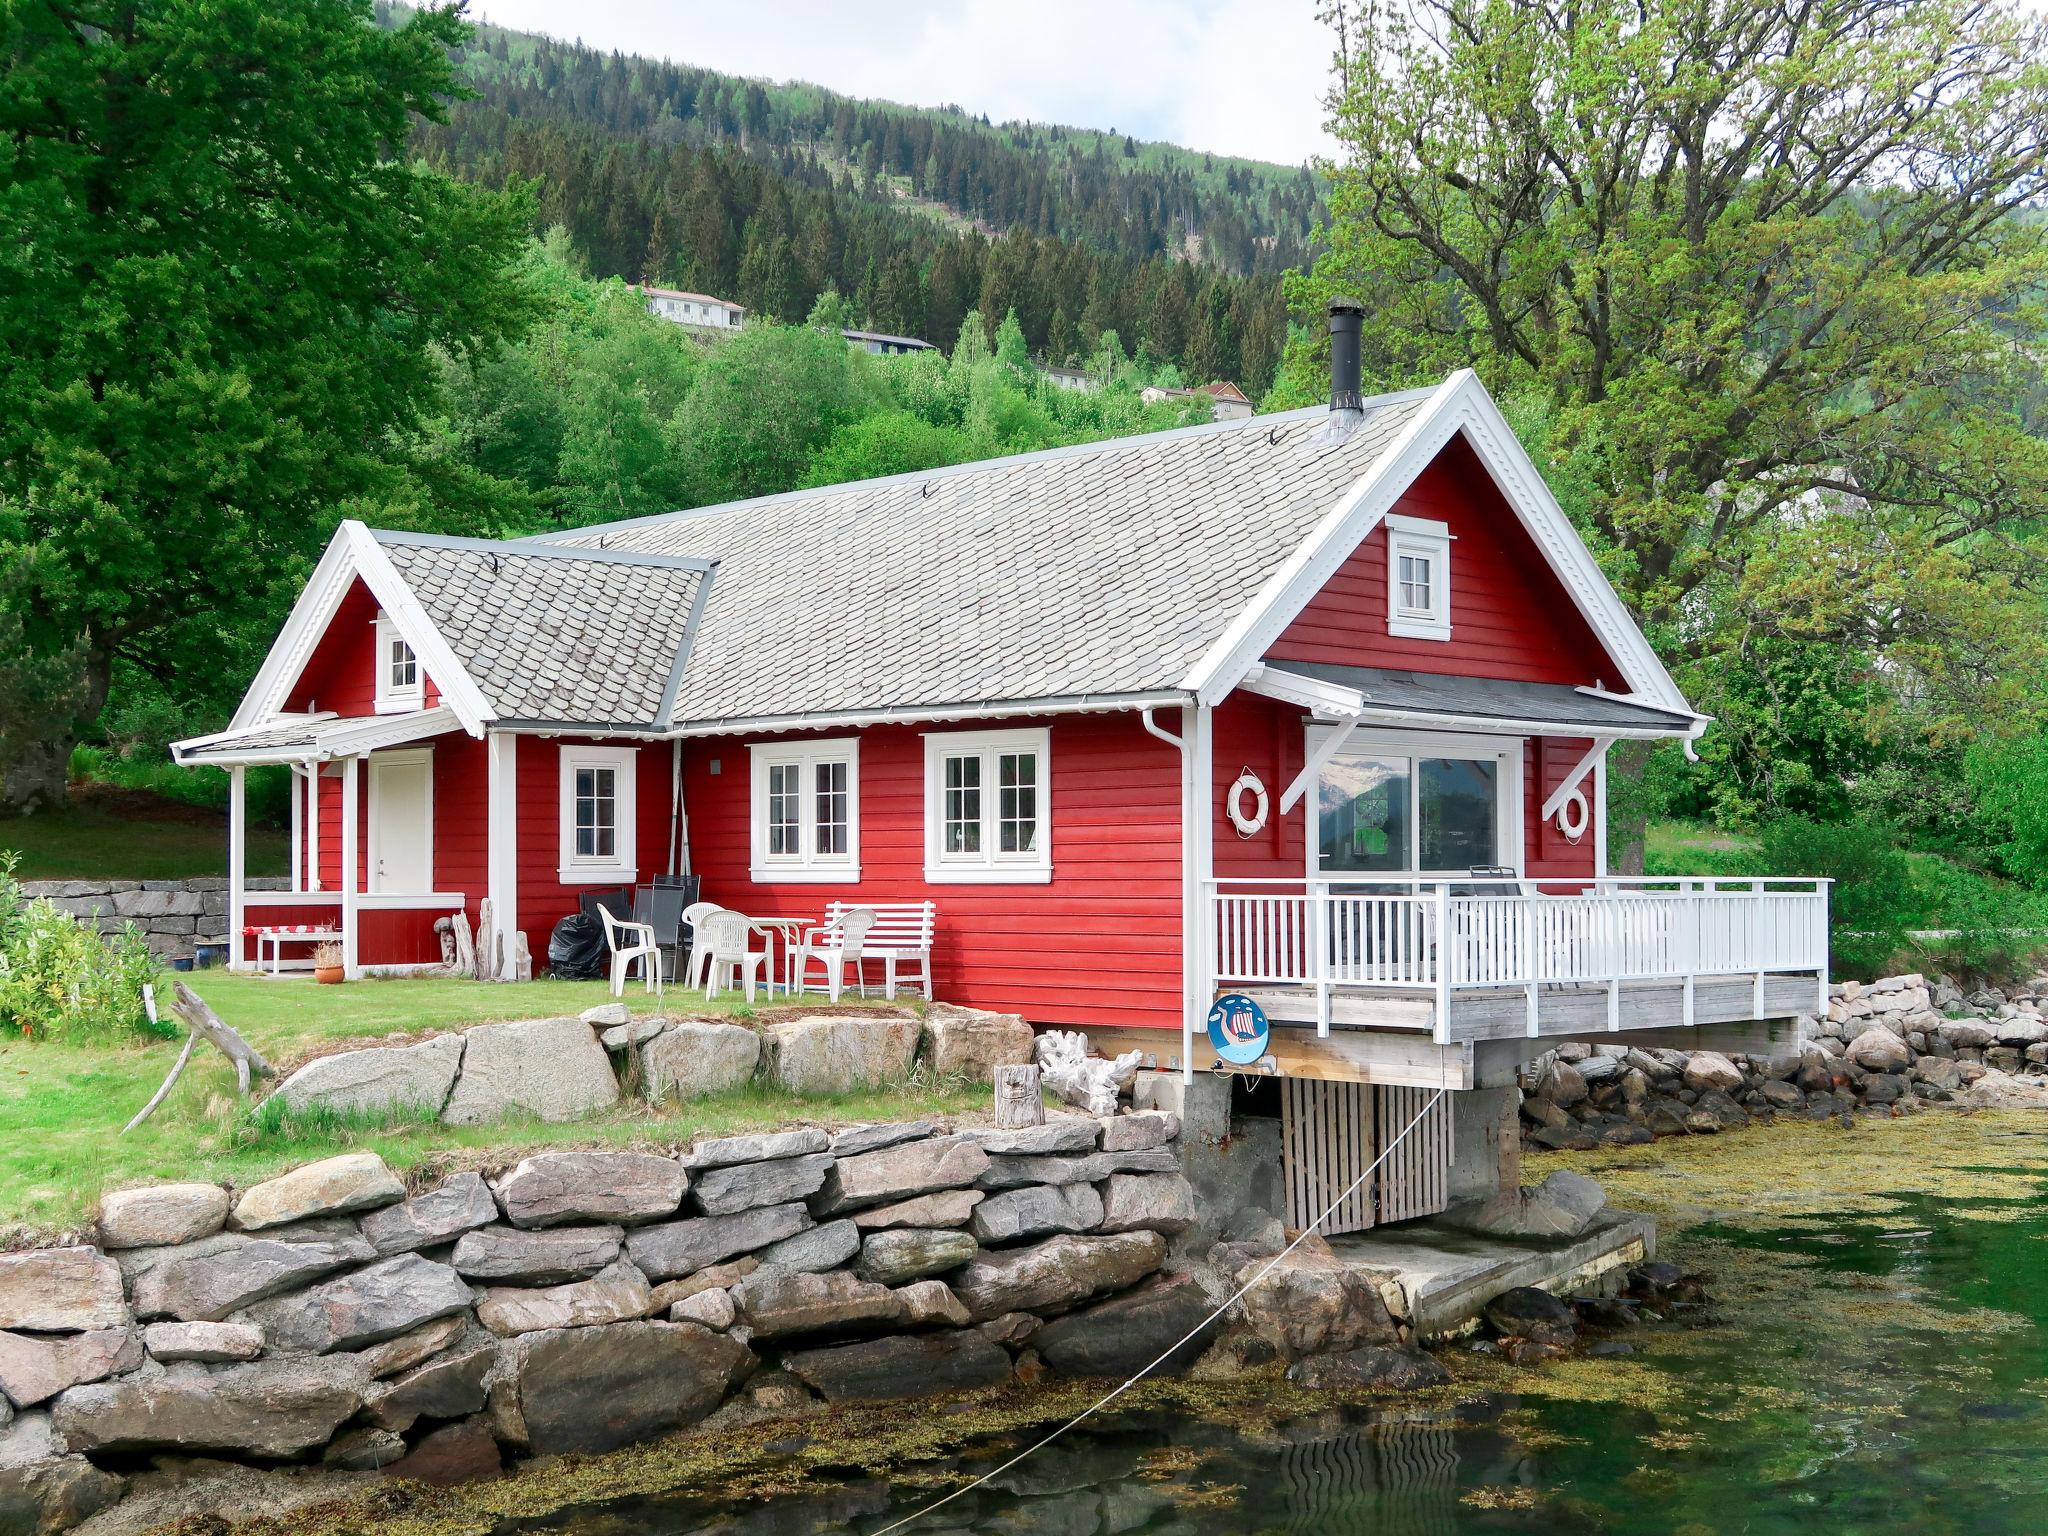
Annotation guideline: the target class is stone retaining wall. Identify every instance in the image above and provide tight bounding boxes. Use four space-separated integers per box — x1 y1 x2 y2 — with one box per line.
19 879 289 963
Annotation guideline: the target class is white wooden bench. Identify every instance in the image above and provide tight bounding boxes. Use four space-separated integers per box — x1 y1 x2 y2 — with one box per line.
242 923 343 977
797 901 935 1001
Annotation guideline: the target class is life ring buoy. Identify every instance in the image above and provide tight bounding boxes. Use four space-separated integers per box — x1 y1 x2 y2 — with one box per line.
1555 787 1590 842
1228 771 1270 837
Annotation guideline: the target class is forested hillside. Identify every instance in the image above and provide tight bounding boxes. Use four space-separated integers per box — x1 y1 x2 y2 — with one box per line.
390 4 1294 393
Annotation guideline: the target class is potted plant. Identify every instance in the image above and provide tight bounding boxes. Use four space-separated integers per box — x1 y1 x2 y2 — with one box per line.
312 942 345 985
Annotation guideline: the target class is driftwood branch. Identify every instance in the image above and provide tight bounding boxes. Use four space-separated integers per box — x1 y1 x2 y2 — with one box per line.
169 981 275 1098
122 1031 196 1135
993 1064 1046 1128
1034 1031 1141 1118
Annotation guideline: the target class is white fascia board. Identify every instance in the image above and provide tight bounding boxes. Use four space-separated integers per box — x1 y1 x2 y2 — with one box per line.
228 532 361 731
317 705 463 757
1239 662 1369 719
340 523 495 737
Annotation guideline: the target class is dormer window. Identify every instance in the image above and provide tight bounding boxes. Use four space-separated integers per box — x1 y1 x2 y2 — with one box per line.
1386 514 1452 641
374 616 424 713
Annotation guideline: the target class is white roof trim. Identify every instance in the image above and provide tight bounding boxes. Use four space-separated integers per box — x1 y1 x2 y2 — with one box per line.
1182 371 1691 717
174 706 464 766
1243 662 1697 743
227 522 494 737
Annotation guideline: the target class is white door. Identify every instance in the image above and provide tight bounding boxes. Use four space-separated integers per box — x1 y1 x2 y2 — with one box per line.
369 751 434 894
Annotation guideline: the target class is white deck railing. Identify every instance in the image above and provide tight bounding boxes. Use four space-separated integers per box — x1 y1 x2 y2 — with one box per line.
1206 875 1831 1041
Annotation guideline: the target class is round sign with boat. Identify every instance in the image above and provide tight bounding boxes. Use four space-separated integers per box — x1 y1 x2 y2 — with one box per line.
1206 992 1270 1065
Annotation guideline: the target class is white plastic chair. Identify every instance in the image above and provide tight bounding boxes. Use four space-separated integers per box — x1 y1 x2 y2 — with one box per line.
598 906 663 999
681 901 724 991
699 911 767 1004
795 906 878 1003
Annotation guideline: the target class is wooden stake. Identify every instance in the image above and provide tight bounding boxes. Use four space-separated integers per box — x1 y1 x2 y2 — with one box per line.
993 1064 1045 1129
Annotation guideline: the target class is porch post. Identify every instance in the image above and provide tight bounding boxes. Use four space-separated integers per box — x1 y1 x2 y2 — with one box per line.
306 759 322 891
288 765 302 894
1191 702 1215 1070
486 731 519 976
228 765 248 972
340 754 360 978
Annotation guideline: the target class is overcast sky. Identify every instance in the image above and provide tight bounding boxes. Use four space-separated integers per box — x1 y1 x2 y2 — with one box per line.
470 0 1341 166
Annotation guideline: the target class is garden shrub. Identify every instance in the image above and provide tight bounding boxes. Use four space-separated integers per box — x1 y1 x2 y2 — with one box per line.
0 854 167 1043
1750 816 1917 979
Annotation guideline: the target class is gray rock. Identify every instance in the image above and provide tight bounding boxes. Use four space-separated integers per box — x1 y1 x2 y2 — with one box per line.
1915 1056 1964 1090
52 1356 366 1458
691 1153 835 1215
640 1022 761 1101
493 1321 750 1457
966 1118 1101 1156
271 1033 464 1120
1443 1170 1606 1240
1096 1173 1197 1235
1847 1028 1911 1072
813 1134 991 1214
141 1321 263 1364
648 1259 758 1311
919 1005 1036 1082
477 1261 656 1336
1997 1017 2048 1047
682 1127 829 1169
854 1229 978 1285
494 1151 687 1229
364 1333 497 1431
1220 1238 1397 1360
1941 1019 1998 1049
1483 1286 1576 1344
970 1184 1104 1244
762 1014 920 1095
732 1268 907 1339
580 1002 632 1028
1098 1111 1180 1152
441 1017 620 1124
854 1189 986 1230
360 1172 500 1255
97 1183 230 1250
1034 1274 1217 1378
895 1280 973 1328
453 1225 623 1285
1681 1052 1745 1094
1760 1078 1805 1110
0 1444 123 1533
0 1251 128 1333
783 1330 1011 1402
670 1289 736 1330
830 1121 937 1156
1287 1345 1450 1391
241 1254 471 1354
154 1237 375 1323
626 1203 815 1281
978 1148 1180 1189
600 1016 671 1050
0 1328 141 1408
756 1219 861 1273
233 1152 405 1230
354 1314 468 1380
952 1232 1166 1321
1537 1058 1588 1106
323 1424 407 1470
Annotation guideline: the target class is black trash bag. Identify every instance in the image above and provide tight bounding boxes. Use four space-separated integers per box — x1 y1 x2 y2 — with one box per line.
547 912 607 980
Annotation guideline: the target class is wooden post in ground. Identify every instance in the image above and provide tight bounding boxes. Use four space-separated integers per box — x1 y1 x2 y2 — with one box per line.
993 1064 1045 1128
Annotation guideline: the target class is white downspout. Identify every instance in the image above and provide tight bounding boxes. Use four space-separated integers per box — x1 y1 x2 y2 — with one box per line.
1141 705 1200 1085
669 739 688 878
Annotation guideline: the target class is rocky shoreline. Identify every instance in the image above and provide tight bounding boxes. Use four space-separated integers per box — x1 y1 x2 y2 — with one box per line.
1518 971 2048 1149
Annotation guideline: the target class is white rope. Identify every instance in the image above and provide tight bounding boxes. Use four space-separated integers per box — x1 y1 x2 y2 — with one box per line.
871 1085 1451 1536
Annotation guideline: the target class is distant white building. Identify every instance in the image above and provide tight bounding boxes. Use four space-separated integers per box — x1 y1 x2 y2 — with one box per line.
641 286 745 331
842 328 935 356
1142 380 1254 422
1038 364 1100 394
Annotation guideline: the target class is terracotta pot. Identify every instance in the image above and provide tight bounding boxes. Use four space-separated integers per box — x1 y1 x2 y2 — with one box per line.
314 964 345 985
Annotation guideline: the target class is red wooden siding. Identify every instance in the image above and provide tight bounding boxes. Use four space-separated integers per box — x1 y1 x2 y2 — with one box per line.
283 578 444 716
680 713 1185 1032
1267 436 1621 687
1525 736 1599 884
511 736 677 962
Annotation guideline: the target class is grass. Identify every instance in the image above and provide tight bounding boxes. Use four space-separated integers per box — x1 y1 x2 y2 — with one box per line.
0 797 289 880
0 971 970 1244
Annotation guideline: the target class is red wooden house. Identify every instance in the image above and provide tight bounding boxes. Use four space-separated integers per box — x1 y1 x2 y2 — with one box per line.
176 307 1827 1111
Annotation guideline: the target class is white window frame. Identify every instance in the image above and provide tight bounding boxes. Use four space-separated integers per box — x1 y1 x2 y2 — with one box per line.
557 745 638 885
1304 726 1522 879
750 738 861 883
372 616 425 714
1385 514 1453 642
922 727 1052 884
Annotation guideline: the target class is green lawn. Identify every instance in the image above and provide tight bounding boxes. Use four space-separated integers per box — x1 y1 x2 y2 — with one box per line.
1 802 289 880
0 972 969 1244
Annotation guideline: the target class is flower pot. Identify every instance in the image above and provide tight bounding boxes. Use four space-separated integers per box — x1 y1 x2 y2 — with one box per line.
314 964 345 985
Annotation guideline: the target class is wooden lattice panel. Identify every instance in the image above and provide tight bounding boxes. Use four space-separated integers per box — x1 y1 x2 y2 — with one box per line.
1279 1078 1377 1235
1374 1085 1454 1225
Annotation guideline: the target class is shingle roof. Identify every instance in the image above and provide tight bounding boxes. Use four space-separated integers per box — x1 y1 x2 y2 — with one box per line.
539 396 1432 728
176 716 335 761
373 533 712 729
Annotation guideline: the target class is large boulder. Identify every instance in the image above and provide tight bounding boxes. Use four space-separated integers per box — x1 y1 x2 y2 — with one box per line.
813 1135 991 1214
762 1014 919 1095
1997 1017 2048 1048
241 1254 471 1354
360 1172 500 1256
1483 1286 1576 1345
232 1152 405 1231
0 1414 123 1536
494 1151 687 1229
952 1232 1166 1321
441 1017 620 1125
1287 1346 1450 1391
492 1321 749 1456
154 1236 374 1322
476 1261 656 1336
1847 1027 1912 1072
1034 1274 1217 1378
363 1333 498 1432
97 1183 229 1250
731 1269 905 1339
1443 1170 1607 1240
1960 1069 2048 1109
0 1328 140 1408
1224 1238 1397 1360
453 1225 623 1285
271 1033 464 1120
692 1153 836 1215
1681 1053 1745 1094
919 1005 1035 1083
52 1356 366 1458
1942 1019 1999 1050
970 1184 1103 1245
853 1229 978 1285
782 1330 1012 1402
0 1251 128 1334
640 1022 761 1101
625 1203 814 1281
1097 1173 1197 1235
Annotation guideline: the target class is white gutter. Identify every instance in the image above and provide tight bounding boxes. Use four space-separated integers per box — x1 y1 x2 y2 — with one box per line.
493 690 1192 741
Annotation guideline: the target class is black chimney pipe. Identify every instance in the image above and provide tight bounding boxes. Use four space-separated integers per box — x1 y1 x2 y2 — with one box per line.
1327 297 1364 414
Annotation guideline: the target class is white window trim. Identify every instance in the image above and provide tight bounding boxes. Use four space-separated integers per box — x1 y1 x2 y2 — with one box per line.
922 727 1053 884
1385 514 1453 642
1304 725 1523 879
372 615 425 714
557 745 638 885
749 738 861 883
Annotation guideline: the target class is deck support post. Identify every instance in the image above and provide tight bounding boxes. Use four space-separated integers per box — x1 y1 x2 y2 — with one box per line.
340 754 360 978
306 759 322 891
1607 976 1621 1031
486 730 519 979
1311 879 1330 1038
227 765 248 972
1432 883 1452 1044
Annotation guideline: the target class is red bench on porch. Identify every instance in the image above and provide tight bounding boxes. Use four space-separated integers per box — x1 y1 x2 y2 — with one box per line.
242 923 343 977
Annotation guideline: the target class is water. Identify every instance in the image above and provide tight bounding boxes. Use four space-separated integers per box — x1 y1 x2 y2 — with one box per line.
502 1133 2048 1536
